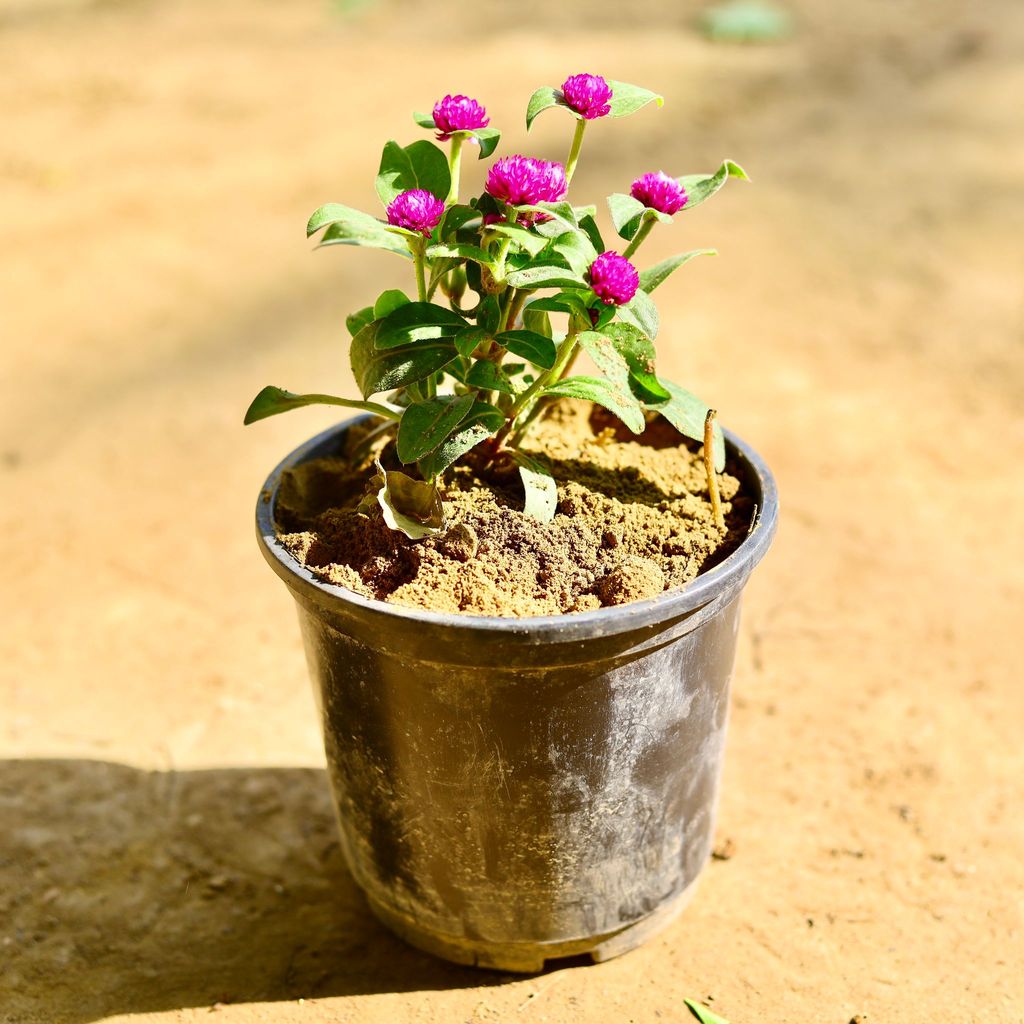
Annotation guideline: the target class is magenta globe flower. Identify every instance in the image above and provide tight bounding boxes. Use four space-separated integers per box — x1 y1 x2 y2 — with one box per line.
589 251 640 306
432 94 490 140
561 73 614 120
386 189 445 236
535 160 569 203
631 171 688 215
485 155 568 207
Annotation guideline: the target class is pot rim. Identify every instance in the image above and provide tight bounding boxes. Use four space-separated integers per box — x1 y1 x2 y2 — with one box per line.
256 414 778 637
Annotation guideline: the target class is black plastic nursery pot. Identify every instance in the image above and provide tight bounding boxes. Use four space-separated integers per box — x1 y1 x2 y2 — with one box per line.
256 415 778 972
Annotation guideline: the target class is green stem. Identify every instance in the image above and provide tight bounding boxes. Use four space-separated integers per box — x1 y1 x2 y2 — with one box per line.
494 234 513 281
411 238 427 301
507 321 585 446
622 214 655 259
499 327 581 442
498 288 526 333
508 399 547 448
565 119 587 185
446 134 464 206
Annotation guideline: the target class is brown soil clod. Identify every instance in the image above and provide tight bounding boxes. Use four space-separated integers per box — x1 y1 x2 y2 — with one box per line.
275 402 751 617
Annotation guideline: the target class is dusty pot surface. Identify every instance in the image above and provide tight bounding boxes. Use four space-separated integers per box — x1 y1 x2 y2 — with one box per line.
256 416 778 972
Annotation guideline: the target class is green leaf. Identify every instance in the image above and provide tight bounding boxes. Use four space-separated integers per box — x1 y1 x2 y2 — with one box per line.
346 306 375 337
495 329 557 369
466 360 517 395
427 257 463 296
578 212 605 253
243 386 397 425
426 242 494 268
412 111 436 129
518 201 579 230
617 288 659 339
396 393 476 463
607 193 648 241
526 292 589 318
373 289 411 319
307 204 411 257
683 999 731 1024
589 303 617 330
606 80 664 118
505 263 586 290
678 160 750 211
470 126 501 159
549 230 598 278
376 301 468 350
646 380 726 470
417 400 503 478
639 250 717 292
484 222 548 256
375 139 451 207
351 321 458 397
542 375 646 433
578 324 670 403
510 451 558 522
455 326 489 357
477 294 502 334
522 304 552 338
460 397 506 433
526 86 562 129
438 203 481 237
418 424 488 479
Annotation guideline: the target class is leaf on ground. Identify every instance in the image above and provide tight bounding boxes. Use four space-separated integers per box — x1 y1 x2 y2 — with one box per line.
684 998 731 1024
371 461 444 539
510 451 558 522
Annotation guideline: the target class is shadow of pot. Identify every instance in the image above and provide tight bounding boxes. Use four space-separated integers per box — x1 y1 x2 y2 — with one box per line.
256 416 778 972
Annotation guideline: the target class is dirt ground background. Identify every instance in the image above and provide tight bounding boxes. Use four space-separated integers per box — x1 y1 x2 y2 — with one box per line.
2 0 1023 1021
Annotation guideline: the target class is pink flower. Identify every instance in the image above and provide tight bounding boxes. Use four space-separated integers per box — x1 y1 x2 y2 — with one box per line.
485 155 568 207
630 171 688 215
386 189 445 235
589 251 640 306
535 160 569 203
432 94 490 140
561 73 613 120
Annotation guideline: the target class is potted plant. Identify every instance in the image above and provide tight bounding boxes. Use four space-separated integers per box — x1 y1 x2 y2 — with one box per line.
246 74 777 972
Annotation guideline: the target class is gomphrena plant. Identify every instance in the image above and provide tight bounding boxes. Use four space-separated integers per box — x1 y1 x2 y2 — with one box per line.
245 74 747 538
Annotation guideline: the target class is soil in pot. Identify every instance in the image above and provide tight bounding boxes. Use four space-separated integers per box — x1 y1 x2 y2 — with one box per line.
274 400 754 617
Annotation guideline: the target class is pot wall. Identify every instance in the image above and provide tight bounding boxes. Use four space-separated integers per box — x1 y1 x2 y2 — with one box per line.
296 587 741 950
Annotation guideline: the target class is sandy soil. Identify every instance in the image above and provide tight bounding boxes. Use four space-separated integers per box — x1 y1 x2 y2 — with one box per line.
2 0 1022 1021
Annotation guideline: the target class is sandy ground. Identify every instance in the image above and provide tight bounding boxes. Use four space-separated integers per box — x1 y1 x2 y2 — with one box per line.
2 0 1023 1020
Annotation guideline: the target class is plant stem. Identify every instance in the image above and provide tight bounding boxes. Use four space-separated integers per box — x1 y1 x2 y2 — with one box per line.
499 288 526 332
446 134 464 205
622 214 655 259
703 409 725 532
505 325 585 446
565 119 587 184
497 327 581 448
411 238 428 302
494 235 513 281
507 399 546 448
